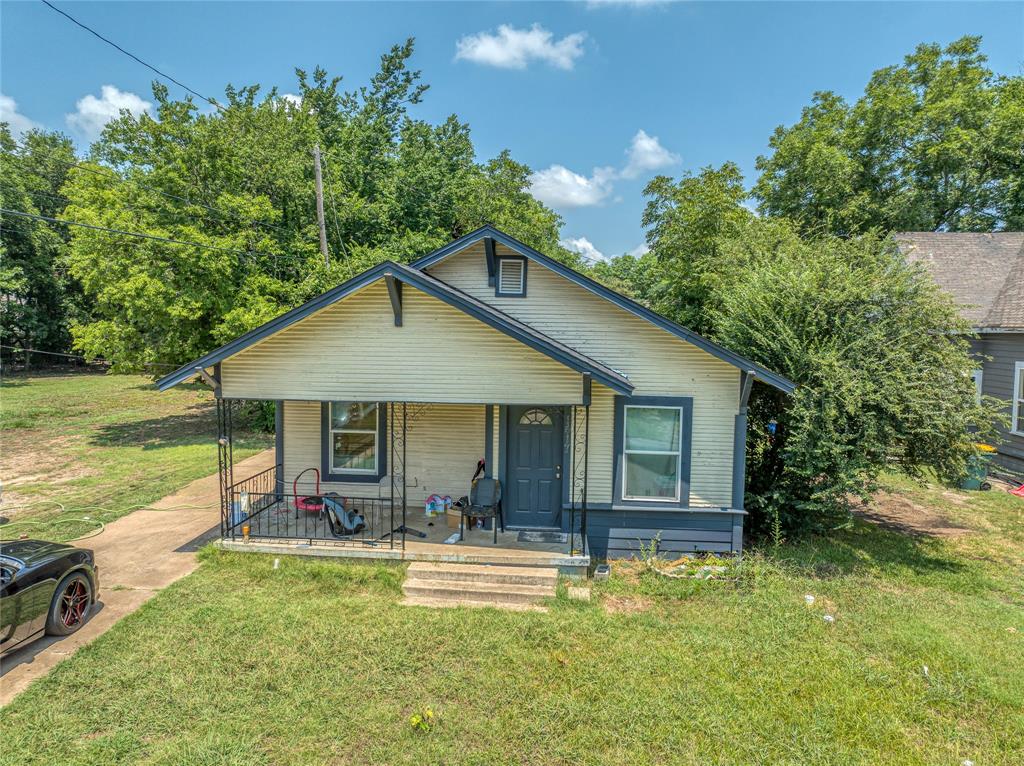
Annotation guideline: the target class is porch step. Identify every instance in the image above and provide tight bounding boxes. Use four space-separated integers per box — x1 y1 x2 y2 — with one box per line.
406 562 559 587
401 595 548 613
401 562 557 611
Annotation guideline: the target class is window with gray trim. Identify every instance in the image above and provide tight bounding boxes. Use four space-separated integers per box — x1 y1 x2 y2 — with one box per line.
320 402 387 482
612 395 692 508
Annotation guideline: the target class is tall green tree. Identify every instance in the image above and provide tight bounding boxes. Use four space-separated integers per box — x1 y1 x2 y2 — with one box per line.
0 126 83 357
754 36 1024 234
61 39 567 370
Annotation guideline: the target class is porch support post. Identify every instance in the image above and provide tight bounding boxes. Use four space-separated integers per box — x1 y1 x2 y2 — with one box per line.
384 274 403 327
275 401 284 500
484 237 496 287
484 405 494 477
731 371 755 514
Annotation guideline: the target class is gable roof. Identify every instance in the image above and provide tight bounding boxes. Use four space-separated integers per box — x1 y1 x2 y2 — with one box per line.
898 232 1024 331
156 260 634 395
412 225 797 394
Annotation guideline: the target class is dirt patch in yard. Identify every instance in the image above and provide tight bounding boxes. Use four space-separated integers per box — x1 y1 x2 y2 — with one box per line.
856 491 972 538
602 595 654 615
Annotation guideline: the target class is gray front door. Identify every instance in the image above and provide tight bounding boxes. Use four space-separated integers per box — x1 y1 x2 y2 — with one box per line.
505 406 563 528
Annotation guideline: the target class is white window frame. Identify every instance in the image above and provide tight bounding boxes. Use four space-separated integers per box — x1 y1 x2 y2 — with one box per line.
1013 362 1024 437
621 404 684 502
329 402 379 474
971 368 984 407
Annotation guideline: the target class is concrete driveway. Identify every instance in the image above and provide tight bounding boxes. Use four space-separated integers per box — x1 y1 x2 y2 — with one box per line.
0 449 275 706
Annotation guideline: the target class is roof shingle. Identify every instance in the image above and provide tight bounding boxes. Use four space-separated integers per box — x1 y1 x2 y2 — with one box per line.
897 232 1024 331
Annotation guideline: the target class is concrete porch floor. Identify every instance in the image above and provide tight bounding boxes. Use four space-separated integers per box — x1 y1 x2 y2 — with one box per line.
221 511 590 576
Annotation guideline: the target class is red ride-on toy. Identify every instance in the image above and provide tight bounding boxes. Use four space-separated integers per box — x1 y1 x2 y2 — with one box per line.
293 467 325 517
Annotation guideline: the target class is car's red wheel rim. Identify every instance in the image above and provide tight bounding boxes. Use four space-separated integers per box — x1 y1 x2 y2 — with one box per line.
60 580 88 627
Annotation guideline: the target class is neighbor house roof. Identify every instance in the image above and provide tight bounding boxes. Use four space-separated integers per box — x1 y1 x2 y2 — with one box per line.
413 225 797 394
156 260 634 395
898 232 1024 331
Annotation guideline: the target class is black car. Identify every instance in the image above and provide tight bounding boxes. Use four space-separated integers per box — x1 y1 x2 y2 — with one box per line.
0 539 99 657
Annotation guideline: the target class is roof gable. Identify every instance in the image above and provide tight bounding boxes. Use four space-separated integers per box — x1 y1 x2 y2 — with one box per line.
412 226 796 394
157 260 633 394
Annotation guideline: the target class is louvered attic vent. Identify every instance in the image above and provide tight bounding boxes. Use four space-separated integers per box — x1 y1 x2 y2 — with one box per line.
496 257 526 296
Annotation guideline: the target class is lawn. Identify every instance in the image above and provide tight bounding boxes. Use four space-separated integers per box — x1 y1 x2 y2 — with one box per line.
1 474 1022 764
0 372 271 541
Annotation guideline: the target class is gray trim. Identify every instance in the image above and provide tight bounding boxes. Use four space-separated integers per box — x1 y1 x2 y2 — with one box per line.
484 405 494 477
582 374 592 406
157 259 632 396
583 508 743 558
275 401 284 495
213 362 222 398
612 395 693 509
320 401 388 483
731 513 744 553
494 254 527 297
484 236 496 287
384 274 402 327
411 225 796 395
498 405 509 494
732 370 753 510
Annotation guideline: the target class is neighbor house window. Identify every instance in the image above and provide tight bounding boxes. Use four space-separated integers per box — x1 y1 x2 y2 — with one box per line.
1013 363 1024 436
622 405 683 501
329 402 379 474
495 256 526 297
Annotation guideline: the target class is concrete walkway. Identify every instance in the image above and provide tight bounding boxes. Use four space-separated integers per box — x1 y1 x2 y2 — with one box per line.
0 449 275 706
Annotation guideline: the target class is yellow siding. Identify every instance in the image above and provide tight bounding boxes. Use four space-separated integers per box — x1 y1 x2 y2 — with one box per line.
430 247 740 507
221 281 584 404
283 400 484 508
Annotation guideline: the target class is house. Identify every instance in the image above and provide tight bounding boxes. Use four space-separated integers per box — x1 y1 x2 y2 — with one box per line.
157 226 795 564
899 232 1024 474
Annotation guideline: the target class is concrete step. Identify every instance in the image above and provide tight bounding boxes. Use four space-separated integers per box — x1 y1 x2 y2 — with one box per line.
401 595 548 613
406 561 558 587
401 577 555 606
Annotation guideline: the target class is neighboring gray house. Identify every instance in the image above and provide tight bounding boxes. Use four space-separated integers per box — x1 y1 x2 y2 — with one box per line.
899 232 1024 474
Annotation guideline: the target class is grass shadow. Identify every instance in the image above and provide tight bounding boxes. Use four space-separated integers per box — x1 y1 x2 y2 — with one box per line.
89 404 217 449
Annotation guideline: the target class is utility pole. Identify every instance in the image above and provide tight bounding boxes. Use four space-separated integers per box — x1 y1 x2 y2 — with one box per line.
312 144 329 266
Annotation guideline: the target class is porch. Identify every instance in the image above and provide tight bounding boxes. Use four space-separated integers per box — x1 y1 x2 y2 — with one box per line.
214 397 594 574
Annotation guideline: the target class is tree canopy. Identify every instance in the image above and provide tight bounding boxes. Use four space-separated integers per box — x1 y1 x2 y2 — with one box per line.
2 40 572 370
754 36 1024 235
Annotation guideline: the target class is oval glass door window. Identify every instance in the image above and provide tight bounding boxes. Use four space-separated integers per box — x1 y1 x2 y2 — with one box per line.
519 408 553 426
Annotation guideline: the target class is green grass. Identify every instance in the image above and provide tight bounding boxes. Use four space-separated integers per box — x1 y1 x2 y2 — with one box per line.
2 472 1022 765
0 373 271 540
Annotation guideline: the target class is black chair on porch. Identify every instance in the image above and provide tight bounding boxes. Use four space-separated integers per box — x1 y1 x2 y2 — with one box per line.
458 478 504 544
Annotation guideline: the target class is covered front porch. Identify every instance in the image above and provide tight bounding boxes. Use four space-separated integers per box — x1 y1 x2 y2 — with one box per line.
214 397 596 573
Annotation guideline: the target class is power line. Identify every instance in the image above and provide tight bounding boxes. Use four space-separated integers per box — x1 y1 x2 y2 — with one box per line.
319 153 349 259
40 0 225 112
0 207 276 260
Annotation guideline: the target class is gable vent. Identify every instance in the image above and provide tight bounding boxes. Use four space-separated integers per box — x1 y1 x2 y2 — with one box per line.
497 258 525 296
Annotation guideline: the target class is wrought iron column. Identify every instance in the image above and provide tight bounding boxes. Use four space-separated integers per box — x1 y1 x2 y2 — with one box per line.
569 404 590 556
389 402 408 550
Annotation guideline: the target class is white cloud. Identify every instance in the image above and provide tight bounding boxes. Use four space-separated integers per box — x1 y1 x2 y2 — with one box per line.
279 93 302 107
66 85 151 142
529 164 615 208
628 242 650 257
455 24 586 70
0 93 40 138
621 129 679 179
561 236 608 263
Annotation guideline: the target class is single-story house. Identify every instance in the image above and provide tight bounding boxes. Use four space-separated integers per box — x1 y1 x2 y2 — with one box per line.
158 225 795 563
899 232 1024 474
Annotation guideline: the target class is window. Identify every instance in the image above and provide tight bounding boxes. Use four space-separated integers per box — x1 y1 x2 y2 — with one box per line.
519 408 553 426
322 402 386 481
970 369 983 407
496 256 526 297
1013 362 1024 436
622 405 683 501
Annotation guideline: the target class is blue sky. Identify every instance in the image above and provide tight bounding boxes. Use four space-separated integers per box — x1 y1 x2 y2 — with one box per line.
2 1 1022 260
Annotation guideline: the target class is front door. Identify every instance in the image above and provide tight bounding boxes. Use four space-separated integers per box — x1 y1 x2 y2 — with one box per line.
505 406 563 528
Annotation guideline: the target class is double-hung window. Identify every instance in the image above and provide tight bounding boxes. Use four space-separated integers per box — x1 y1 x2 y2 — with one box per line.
1013 362 1024 436
325 402 384 479
622 404 684 501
